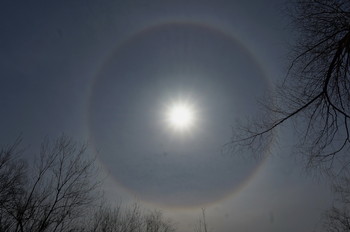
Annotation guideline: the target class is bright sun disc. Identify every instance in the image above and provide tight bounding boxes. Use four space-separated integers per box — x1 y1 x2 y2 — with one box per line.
167 103 195 130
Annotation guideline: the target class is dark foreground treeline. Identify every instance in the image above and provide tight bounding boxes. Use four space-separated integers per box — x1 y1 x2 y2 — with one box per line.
0 135 176 232
4 135 349 232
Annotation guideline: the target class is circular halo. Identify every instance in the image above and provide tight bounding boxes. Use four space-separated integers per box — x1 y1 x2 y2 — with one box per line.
88 21 274 208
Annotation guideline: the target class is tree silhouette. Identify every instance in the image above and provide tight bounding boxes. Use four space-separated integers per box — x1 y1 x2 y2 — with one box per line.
194 208 209 232
230 0 350 175
323 176 350 231
0 139 26 231
0 135 99 232
0 136 178 232
324 206 350 232
81 203 176 232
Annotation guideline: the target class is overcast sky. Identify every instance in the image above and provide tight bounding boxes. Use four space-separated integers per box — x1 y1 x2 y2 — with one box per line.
0 1 334 231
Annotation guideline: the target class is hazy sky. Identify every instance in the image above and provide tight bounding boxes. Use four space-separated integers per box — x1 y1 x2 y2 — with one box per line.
0 1 333 231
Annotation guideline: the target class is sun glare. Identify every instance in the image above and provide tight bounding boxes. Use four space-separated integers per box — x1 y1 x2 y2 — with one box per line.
167 103 195 131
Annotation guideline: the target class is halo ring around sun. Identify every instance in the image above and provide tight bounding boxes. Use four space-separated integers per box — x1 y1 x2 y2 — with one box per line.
87 21 274 208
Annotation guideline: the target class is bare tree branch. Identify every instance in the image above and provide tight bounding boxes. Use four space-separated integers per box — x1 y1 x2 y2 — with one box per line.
230 0 350 175
0 135 99 232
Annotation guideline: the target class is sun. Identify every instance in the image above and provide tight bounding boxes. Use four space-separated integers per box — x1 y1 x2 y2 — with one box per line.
167 103 195 131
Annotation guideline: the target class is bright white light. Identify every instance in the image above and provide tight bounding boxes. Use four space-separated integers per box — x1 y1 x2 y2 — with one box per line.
167 103 195 131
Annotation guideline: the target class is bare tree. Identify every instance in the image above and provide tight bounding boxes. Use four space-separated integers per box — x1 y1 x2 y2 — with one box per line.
323 206 350 231
144 210 175 232
194 208 209 232
81 203 176 232
0 136 178 232
0 135 99 232
85 203 143 232
322 176 350 231
230 0 350 175
0 139 26 232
